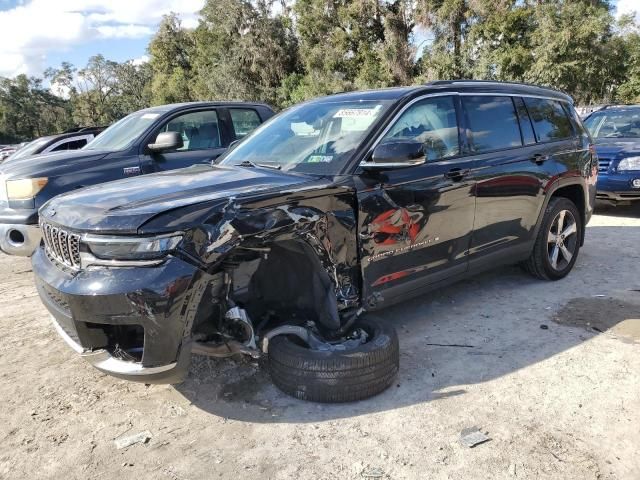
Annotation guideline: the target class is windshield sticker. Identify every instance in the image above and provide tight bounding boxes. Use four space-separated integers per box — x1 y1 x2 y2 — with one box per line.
141 113 160 120
307 155 333 163
333 106 381 119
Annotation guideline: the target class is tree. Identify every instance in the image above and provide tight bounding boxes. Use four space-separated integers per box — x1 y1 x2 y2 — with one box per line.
193 0 299 107
0 75 70 143
615 14 640 103
148 13 196 104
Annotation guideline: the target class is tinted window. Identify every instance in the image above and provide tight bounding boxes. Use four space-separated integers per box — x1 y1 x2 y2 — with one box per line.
51 138 88 152
383 95 459 161
524 98 574 141
514 97 536 145
161 110 221 150
463 96 522 152
230 109 261 139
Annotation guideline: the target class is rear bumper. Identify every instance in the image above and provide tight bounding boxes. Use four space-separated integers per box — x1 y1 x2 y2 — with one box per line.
32 246 207 384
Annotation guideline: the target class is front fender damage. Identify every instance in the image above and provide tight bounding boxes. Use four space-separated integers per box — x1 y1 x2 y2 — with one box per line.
179 192 362 354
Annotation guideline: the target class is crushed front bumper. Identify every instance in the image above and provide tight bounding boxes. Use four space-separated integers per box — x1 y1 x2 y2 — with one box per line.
32 247 207 383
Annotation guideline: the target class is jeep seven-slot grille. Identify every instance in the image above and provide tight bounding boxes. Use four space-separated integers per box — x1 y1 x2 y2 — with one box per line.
41 222 81 269
598 158 611 173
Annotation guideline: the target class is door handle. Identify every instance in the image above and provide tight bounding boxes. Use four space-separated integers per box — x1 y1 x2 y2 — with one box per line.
532 154 549 165
445 168 470 181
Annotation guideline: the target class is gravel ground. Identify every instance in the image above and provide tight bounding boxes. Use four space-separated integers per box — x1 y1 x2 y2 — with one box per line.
1 205 639 480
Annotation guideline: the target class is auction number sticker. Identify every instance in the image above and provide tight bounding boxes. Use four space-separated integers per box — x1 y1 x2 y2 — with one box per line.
333 106 381 118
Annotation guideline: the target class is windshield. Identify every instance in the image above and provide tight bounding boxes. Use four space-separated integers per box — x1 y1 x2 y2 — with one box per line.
219 100 392 174
7 138 49 161
84 111 161 151
584 108 640 139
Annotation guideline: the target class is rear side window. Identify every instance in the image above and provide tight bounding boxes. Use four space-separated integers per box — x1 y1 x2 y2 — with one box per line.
230 109 262 139
463 96 522 152
50 138 88 152
524 98 574 142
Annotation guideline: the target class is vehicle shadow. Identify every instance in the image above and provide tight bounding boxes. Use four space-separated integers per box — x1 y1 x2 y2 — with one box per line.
174 225 640 423
595 202 640 218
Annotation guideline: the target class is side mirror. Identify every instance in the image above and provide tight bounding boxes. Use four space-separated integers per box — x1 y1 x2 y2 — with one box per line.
361 140 426 170
148 131 183 152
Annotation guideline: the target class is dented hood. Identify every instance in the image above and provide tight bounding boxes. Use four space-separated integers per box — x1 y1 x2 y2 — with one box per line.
40 164 315 233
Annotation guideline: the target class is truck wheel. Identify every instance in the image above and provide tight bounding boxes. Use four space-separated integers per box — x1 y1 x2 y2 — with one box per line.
524 197 582 280
268 316 399 403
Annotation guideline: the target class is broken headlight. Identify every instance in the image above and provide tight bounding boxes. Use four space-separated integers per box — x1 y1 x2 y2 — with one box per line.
82 233 183 265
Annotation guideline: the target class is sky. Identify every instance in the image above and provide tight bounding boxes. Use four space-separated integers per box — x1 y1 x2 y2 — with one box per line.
0 0 205 77
0 0 637 79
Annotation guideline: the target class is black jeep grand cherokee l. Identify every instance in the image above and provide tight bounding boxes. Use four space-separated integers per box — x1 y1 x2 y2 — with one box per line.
33 81 596 403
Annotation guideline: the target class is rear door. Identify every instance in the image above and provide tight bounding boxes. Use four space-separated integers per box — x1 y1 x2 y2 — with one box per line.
467 95 561 263
141 108 231 172
357 95 478 305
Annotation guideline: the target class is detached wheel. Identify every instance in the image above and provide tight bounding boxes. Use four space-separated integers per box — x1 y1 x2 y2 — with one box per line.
268 316 399 403
524 197 582 280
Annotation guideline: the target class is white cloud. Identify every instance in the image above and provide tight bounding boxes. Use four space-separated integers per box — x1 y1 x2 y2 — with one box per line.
615 0 640 22
0 0 205 77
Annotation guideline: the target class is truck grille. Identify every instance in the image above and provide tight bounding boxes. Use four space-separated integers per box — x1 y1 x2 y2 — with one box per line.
598 158 611 173
41 222 81 270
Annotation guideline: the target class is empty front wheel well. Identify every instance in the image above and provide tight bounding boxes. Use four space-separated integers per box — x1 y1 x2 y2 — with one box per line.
550 184 586 245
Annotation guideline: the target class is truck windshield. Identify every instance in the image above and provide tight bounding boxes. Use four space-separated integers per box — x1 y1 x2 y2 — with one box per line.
219 100 392 174
584 108 640 139
6 138 49 161
84 111 161 151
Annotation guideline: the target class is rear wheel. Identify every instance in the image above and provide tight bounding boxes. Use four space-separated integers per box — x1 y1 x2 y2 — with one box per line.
524 197 582 280
268 316 399 403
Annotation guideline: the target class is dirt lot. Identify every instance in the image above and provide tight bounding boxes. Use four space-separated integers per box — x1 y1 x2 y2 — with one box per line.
1 205 639 480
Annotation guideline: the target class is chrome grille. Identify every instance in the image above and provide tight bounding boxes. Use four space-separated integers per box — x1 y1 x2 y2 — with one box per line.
598 158 611 173
41 222 81 270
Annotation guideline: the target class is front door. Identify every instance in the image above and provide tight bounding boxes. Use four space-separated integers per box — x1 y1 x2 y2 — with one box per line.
141 109 229 173
357 95 478 308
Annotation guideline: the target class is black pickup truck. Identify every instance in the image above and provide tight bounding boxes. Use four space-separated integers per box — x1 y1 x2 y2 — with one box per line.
33 81 596 403
0 102 274 256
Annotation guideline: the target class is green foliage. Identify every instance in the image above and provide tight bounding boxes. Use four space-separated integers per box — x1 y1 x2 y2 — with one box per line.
1 0 639 144
148 13 196 104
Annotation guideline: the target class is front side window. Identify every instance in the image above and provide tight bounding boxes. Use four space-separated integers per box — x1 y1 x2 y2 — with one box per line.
463 96 522 152
584 108 640 139
161 110 221 151
230 109 261 139
525 98 574 142
219 100 392 174
382 95 459 161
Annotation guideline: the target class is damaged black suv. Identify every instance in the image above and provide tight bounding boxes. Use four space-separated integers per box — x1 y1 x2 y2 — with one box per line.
33 81 596 402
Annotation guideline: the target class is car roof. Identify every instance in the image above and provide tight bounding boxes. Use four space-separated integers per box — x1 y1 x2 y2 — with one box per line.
306 80 572 104
140 101 273 114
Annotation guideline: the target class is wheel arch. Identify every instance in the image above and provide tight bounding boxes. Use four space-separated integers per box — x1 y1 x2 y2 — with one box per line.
537 179 588 246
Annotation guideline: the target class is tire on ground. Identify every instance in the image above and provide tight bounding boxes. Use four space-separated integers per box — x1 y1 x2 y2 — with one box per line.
268 316 399 403
523 196 582 281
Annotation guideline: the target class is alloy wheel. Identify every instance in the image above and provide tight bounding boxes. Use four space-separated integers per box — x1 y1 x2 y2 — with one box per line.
547 209 578 271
